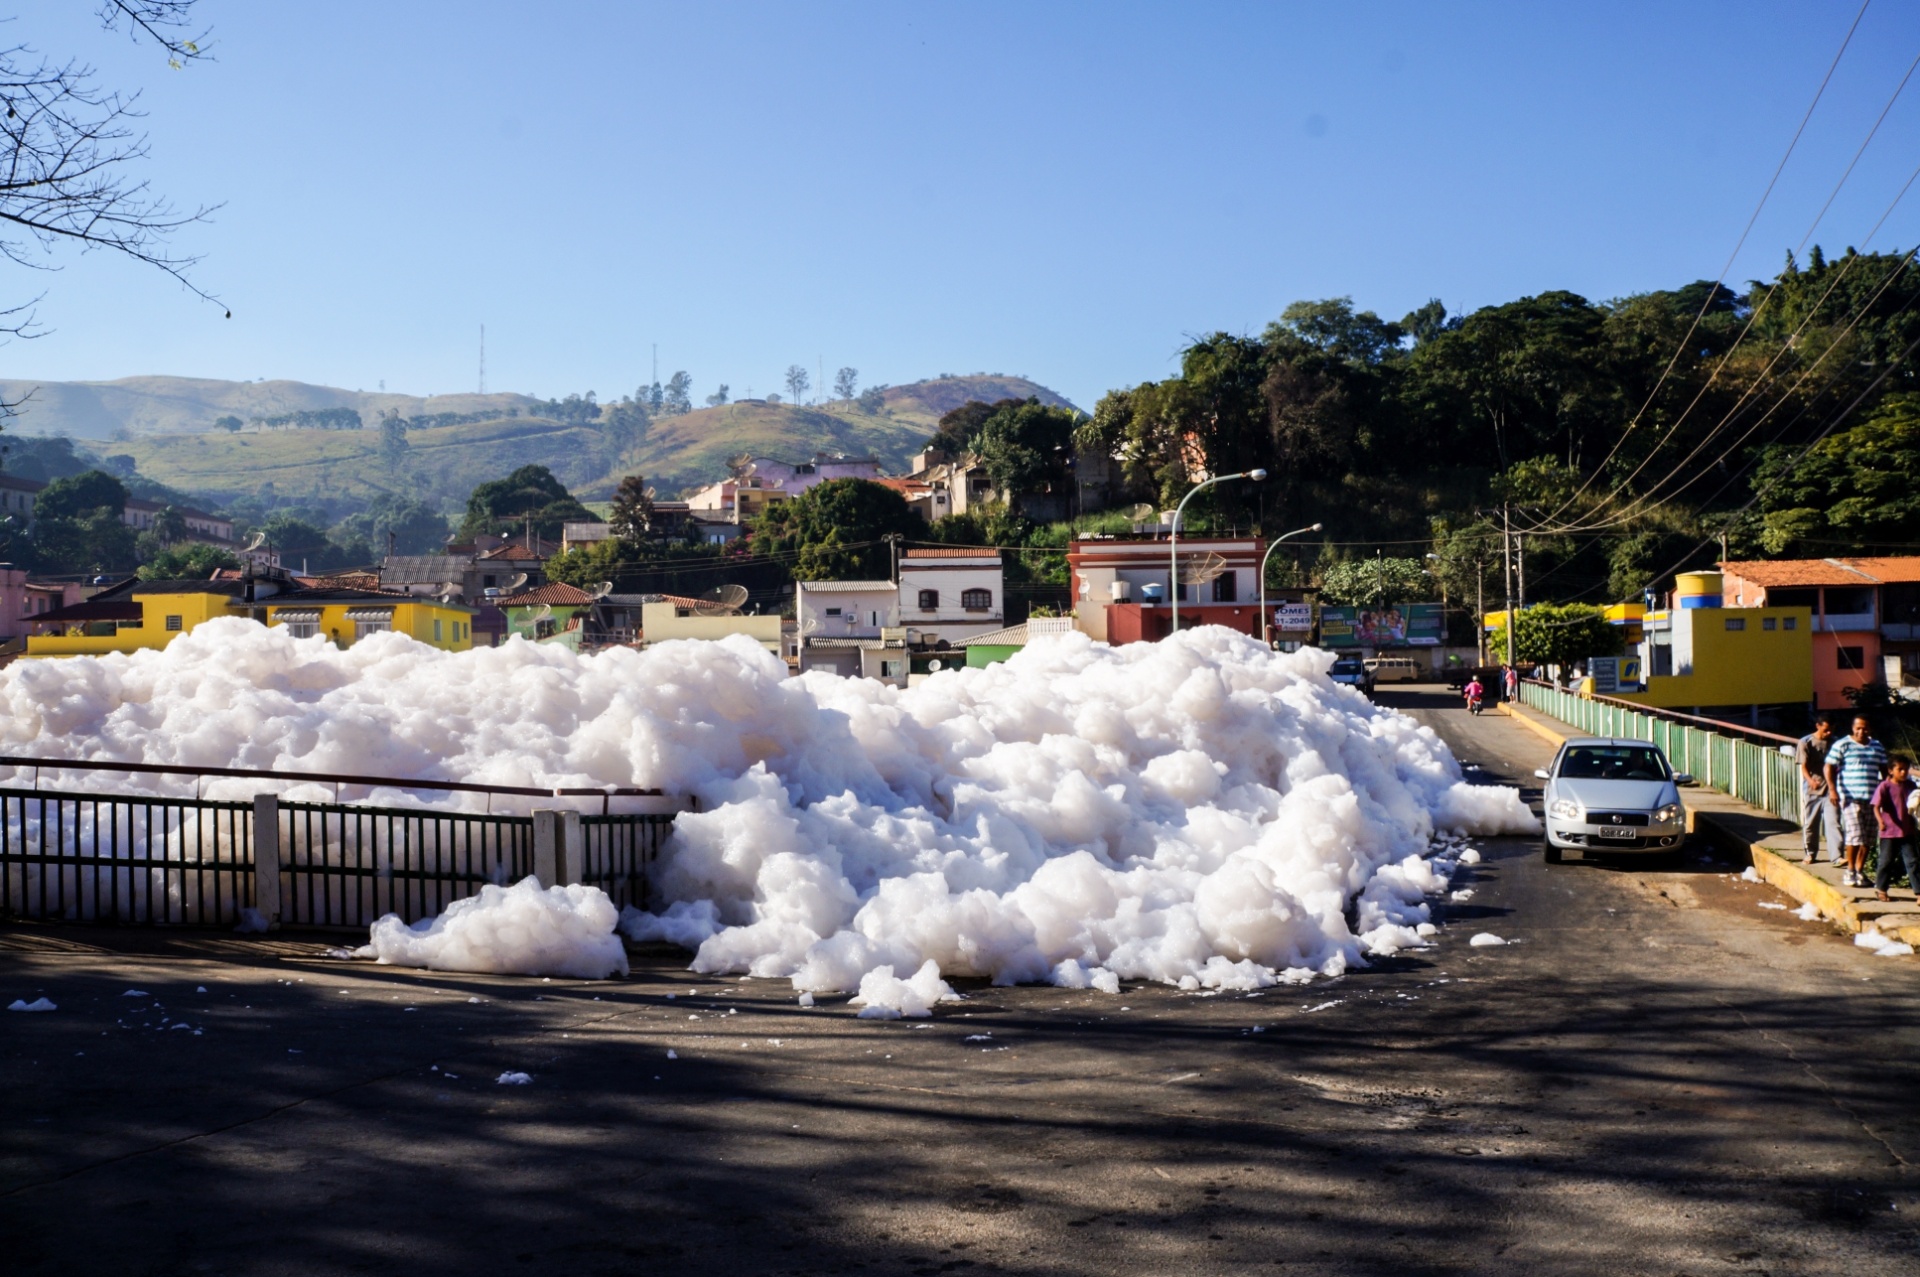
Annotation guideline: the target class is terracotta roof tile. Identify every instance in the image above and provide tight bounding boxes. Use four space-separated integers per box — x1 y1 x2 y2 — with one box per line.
1721 557 1920 588
497 581 594 607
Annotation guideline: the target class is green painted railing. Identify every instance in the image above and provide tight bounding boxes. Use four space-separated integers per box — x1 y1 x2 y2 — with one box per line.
1518 681 1801 822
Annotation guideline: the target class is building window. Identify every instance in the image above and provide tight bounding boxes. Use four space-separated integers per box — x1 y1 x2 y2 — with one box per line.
919 589 939 610
880 659 903 679
1837 645 1866 670
1724 616 1745 631
284 621 319 640
483 574 497 588
434 618 443 642
164 615 183 632
1212 572 1237 603
1826 587 1874 615
355 618 392 641
869 610 880 627
961 588 991 612
825 606 843 617
1762 616 1776 631
1783 616 1797 630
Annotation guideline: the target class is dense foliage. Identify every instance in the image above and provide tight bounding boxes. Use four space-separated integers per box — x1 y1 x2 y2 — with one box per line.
751 479 924 581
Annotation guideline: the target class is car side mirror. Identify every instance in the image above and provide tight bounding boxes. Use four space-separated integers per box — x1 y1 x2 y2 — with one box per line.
1673 773 1694 786
1533 768 1551 780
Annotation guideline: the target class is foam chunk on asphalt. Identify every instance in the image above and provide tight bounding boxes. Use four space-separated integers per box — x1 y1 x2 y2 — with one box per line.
7 997 56 1012
358 877 628 979
0 621 1535 994
496 1071 532 1085
1740 867 1762 883
1468 933 1507 947
1856 932 1916 957
852 960 958 1019
1794 902 1822 921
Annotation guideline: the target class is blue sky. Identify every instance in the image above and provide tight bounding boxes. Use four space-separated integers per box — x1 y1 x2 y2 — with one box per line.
13 1 1920 410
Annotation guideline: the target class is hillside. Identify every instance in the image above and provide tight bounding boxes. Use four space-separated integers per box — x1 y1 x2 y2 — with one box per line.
0 376 544 440
94 374 1078 509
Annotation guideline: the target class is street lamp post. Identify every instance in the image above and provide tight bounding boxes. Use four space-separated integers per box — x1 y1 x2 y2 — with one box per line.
1169 469 1267 633
1260 522 1323 645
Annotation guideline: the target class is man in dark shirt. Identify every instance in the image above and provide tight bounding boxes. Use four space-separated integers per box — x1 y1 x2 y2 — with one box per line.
1797 715 1838 865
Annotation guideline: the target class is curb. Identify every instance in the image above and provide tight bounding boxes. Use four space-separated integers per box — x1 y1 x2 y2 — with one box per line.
1691 814 1920 948
1498 701 1567 748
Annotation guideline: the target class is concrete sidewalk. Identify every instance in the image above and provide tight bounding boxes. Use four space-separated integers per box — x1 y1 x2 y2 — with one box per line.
1500 700 1920 948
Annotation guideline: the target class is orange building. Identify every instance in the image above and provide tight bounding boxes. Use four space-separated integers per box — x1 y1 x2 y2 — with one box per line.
1719 557 1920 709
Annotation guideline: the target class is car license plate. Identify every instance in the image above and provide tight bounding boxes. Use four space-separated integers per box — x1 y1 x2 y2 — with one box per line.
1597 827 1637 840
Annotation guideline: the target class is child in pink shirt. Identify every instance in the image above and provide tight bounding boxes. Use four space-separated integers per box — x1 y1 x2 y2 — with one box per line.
1871 756 1919 902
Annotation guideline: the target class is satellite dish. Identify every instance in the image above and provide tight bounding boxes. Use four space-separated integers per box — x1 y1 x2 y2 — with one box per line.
242 531 266 553
506 572 529 592
590 580 615 600
1126 503 1155 522
437 581 463 603
1177 551 1228 585
929 659 944 672
800 615 820 636
693 583 750 616
528 603 553 623
643 487 657 500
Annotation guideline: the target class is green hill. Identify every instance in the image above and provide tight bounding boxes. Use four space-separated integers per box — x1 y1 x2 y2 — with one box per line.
91 374 1077 509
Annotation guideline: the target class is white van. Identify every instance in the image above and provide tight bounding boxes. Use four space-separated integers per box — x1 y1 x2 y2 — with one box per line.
1364 656 1422 683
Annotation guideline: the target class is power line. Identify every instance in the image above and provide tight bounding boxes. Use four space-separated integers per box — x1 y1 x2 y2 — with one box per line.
1536 0 1872 525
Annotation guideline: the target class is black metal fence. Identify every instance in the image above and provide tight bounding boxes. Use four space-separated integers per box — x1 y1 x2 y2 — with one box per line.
0 782 678 931
0 787 255 926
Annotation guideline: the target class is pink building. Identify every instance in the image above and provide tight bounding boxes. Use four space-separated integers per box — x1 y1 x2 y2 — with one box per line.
1 565 86 649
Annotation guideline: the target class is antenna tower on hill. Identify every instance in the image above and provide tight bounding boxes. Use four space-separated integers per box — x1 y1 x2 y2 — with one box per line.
478 324 486 395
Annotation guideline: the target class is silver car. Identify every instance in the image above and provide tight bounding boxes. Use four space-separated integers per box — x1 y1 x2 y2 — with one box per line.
1534 737 1692 863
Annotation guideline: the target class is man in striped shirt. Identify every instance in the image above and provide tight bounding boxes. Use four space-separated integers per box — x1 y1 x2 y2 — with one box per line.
1826 715 1890 889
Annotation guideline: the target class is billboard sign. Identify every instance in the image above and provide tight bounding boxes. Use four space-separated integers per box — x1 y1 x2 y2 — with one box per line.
1321 603 1444 648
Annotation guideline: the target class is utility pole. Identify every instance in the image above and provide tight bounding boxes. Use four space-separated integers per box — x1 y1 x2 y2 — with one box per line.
652 344 658 390
1475 556 1486 666
1503 503 1515 671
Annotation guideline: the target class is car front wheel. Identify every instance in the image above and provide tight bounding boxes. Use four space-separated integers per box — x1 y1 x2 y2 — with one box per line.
1543 839 1562 864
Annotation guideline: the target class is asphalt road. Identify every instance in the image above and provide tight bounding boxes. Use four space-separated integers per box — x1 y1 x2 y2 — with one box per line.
3 686 1917 1276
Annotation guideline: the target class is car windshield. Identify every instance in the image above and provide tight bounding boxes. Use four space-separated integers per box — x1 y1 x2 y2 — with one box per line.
1558 746 1669 782
1331 660 1364 674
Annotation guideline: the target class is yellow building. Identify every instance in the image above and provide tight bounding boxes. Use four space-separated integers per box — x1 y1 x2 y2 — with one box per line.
639 598 782 652
1619 604 1813 711
26 578 475 657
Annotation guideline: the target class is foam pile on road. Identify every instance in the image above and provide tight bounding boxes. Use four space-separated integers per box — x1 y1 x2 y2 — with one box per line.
358 878 629 979
0 617 1534 990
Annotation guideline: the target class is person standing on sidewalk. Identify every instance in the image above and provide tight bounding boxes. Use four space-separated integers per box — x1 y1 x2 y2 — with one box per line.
1871 756 1920 903
1503 664 1519 703
1797 715 1839 865
1826 715 1891 888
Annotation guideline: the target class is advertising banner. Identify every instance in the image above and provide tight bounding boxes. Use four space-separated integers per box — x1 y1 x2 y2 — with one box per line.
1321 603 1444 648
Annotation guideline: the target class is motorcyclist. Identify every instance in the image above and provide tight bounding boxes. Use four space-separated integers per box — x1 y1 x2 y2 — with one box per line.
1463 675 1485 714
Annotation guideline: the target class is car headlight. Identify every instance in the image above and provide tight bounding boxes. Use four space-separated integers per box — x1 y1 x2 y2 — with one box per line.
1654 803 1680 824
1549 799 1580 820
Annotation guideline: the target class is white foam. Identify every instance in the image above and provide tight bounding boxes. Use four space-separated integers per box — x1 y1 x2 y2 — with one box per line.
0 621 1535 993
1740 866 1762 883
7 997 56 1012
1794 901 1822 921
496 1071 532 1085
851 959 959 1019
1468 933 1507 947
358 877 628 979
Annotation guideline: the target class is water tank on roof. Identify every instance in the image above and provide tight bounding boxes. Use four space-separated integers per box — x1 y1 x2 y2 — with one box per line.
1140 582 1164 604
1675 571 1722 609
1111 580 1132 602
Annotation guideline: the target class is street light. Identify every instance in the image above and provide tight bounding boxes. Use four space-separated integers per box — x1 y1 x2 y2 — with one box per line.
1259 522 1324 645
1170 469 1267 633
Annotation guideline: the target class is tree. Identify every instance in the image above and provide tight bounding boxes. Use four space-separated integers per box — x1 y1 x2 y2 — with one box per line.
32 507 137 574
785 365 811 405
150 504 188 545
705 384 730 408
330 493 449 557
833 367 858 401
37 470 129 522
857 384 888 414
663 372 693 416
1487 603 1623 668
972 398 1077 504
259 512 334 565
379 412 409 468
1751 393 1920 555
926 397 1022 456
214 415 242 432
460 465 594 540
751 478 920 581
0 1 221 365
609 474 655 543
138 541 237 580
1318 556 1431 609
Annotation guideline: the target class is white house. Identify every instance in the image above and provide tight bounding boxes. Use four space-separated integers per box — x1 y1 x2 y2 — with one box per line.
897 547 1005 647
795 579 905 682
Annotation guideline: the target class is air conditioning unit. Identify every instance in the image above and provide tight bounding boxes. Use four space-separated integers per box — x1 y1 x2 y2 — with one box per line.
1110 580 1132 602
